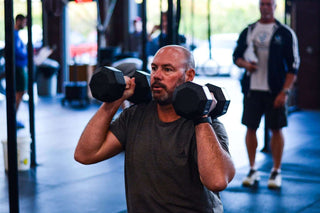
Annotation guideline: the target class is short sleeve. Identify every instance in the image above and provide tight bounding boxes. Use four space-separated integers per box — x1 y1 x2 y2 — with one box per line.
211 118 230 154
109 106 136 148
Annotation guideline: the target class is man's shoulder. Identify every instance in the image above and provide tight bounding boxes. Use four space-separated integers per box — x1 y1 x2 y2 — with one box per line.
14 30 19 38
247 21 259 29
274 19 294 32
249 21 258 27
123 101 155 115
239 21 258 35
274 21 297 39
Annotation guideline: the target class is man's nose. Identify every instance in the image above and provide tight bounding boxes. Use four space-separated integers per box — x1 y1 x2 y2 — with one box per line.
152 68 162 79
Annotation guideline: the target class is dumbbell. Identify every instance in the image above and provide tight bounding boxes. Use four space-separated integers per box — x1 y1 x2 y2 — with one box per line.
172 81 230 119
89 66 152 104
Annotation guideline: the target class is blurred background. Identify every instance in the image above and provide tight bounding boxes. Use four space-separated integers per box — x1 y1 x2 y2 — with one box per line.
1 0 320 212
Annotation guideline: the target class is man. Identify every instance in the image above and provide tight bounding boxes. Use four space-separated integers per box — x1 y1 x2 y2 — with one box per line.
128 16 143 59
146 12 186 57
75 45 235 212
14 14 28 129
233 0 300 189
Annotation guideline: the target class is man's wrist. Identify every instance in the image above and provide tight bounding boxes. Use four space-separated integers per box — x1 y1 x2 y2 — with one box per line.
193 116 212 126
282 88 290 95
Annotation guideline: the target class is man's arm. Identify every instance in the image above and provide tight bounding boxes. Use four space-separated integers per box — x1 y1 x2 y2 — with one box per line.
233 27 258 73
74 101 123 164
15 34 28 60
195 121 235 192
74 78 136 164
235 58 257 73
274 28 299 108
273 73 297 108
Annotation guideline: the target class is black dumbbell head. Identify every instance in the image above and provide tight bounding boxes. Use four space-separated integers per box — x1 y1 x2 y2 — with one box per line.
89 66 126 102
205 83 230 118
127 70 152 104
173 81 213 119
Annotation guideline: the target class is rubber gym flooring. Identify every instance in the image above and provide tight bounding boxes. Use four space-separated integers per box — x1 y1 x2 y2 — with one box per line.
0 76 319 213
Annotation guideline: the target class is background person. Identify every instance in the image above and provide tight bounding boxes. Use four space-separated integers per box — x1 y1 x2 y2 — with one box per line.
128 16 143 59
146 12 186 57
14 14 28 129
233 0 300 189
75 45 235 212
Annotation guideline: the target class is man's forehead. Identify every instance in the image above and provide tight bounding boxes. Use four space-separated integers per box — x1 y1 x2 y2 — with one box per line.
156 47 185 59
152 46 189 66
152 54 186 67
260 0 275 5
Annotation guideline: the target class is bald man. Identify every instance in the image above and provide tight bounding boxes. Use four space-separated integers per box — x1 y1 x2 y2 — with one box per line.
75 45 235 212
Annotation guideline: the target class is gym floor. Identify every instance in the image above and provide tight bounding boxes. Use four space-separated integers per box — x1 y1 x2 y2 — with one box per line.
0 76 319 213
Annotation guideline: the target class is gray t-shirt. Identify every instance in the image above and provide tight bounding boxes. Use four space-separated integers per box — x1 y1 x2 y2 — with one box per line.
110 101 229 212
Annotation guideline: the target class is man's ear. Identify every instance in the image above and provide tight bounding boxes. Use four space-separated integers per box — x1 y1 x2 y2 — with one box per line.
185 68 195 81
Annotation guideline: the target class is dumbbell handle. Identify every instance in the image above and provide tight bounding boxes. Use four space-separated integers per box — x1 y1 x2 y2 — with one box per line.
208 91 218 114
172 81 213 119
172 81 230 120
89 66 151 104
205 83 230 118
127 70 152 104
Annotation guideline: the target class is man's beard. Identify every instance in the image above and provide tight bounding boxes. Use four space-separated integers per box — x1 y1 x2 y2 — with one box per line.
151 81 172 105
151 76 185 106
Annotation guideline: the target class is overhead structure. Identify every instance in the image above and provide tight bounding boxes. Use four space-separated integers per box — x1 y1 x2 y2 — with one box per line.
159 0 182 46
4 0 37 212
141 0 148 71
197 0 220 76
27 0 37 167
4 0 20 212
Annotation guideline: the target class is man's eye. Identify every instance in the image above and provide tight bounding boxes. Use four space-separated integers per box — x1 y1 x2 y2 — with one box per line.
164 67 172 72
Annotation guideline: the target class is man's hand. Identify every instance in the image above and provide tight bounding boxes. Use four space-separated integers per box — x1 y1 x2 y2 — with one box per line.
246 61 258 73
122 77 136 101
235 58 257 73
274 91 288 108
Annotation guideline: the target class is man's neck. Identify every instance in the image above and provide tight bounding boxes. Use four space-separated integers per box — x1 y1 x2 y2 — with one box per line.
157 104 180 123
259 18 275 24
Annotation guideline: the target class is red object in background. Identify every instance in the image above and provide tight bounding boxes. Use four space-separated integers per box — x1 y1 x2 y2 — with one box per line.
75 0 93 3
69 43 97 58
